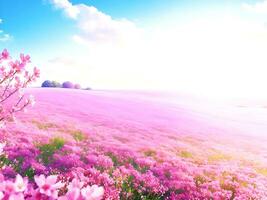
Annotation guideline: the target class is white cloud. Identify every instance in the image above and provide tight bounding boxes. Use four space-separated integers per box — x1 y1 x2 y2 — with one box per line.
0 34 11 42
50 0 141 46
0 19 11 42
50 0 79 19
45 1 267 99
242 1 267 13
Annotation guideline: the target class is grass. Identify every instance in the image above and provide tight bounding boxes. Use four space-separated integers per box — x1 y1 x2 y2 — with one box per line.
37 137 65 165
256 168 267 176
106 152 121 167
32 120 57 130
120 175 164 200
208 152 232 162
179 150 194 158
143 149 157 157
69 130 87 142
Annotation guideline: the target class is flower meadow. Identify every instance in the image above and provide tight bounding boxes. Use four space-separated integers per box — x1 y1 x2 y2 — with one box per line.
1 49 267 199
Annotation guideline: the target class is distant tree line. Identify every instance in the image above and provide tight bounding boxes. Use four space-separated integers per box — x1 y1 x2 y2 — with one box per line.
41 80 91 90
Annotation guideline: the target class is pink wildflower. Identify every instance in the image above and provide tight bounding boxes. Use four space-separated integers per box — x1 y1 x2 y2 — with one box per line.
34 175 63 198
81 185 104 200
14 174 28 192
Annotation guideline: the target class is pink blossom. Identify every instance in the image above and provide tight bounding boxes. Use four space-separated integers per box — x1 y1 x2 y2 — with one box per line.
1 49 10 60
27 95 35 107
14 174 28 193
20 54 31 64
0 49 40 125
0 143 5 155
8 193 24 200
33 67 40 78
59 188 80 200
81 185 104 200
34 175 63 198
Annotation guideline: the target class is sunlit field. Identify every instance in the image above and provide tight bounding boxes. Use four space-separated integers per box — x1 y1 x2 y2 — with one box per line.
1 88 267 199
2 0 267 199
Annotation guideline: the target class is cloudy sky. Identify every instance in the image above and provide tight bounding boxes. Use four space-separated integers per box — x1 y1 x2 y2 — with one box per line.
1 0 267 98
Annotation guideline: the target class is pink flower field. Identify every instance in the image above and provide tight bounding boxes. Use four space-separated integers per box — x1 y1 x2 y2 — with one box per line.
3 0 267 198
1 88 267 199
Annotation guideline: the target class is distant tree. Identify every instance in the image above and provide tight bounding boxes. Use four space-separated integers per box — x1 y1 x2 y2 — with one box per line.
51 81 61 88
41 80 52 87
42 80 83 89
62 81 74 89
74 84 81 89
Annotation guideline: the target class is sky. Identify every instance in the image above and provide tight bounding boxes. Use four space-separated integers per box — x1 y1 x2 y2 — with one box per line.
1 0 267 99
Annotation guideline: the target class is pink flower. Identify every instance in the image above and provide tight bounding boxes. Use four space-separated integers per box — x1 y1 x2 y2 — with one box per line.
0 49 40 127
14 174 28 192
0 142 5 155
1 49 10 60
8 193 24 200
81 185 104 200
20 54 31 64
3 180 16 194
68 178 84 191
27 95 35 107
34 175 63 198
0 66 5 72
33 67 40 78
59 188 80 200
9 60 25 72
59 178 84 200
0 122 5 129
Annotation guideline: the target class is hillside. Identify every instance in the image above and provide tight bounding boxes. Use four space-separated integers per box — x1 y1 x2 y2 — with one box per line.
2 88 267 199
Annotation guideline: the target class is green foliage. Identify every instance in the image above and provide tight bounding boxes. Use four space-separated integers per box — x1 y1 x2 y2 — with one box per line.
143 149 157 157
13 156 24 173
120 175 164 200
106 152 121 167
71 130 86 142
37 137 65 165
0 155 12 168
0 155 35 180
32 120 57 130
24 167 35 180
128 158 149 173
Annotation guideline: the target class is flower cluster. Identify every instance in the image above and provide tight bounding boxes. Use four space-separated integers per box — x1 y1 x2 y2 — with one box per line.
0 143 104 200
1 132 267 200
0 49 40 128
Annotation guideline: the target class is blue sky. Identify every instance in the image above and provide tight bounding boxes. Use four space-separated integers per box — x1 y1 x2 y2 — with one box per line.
0 0 238 52
1 0 267 98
